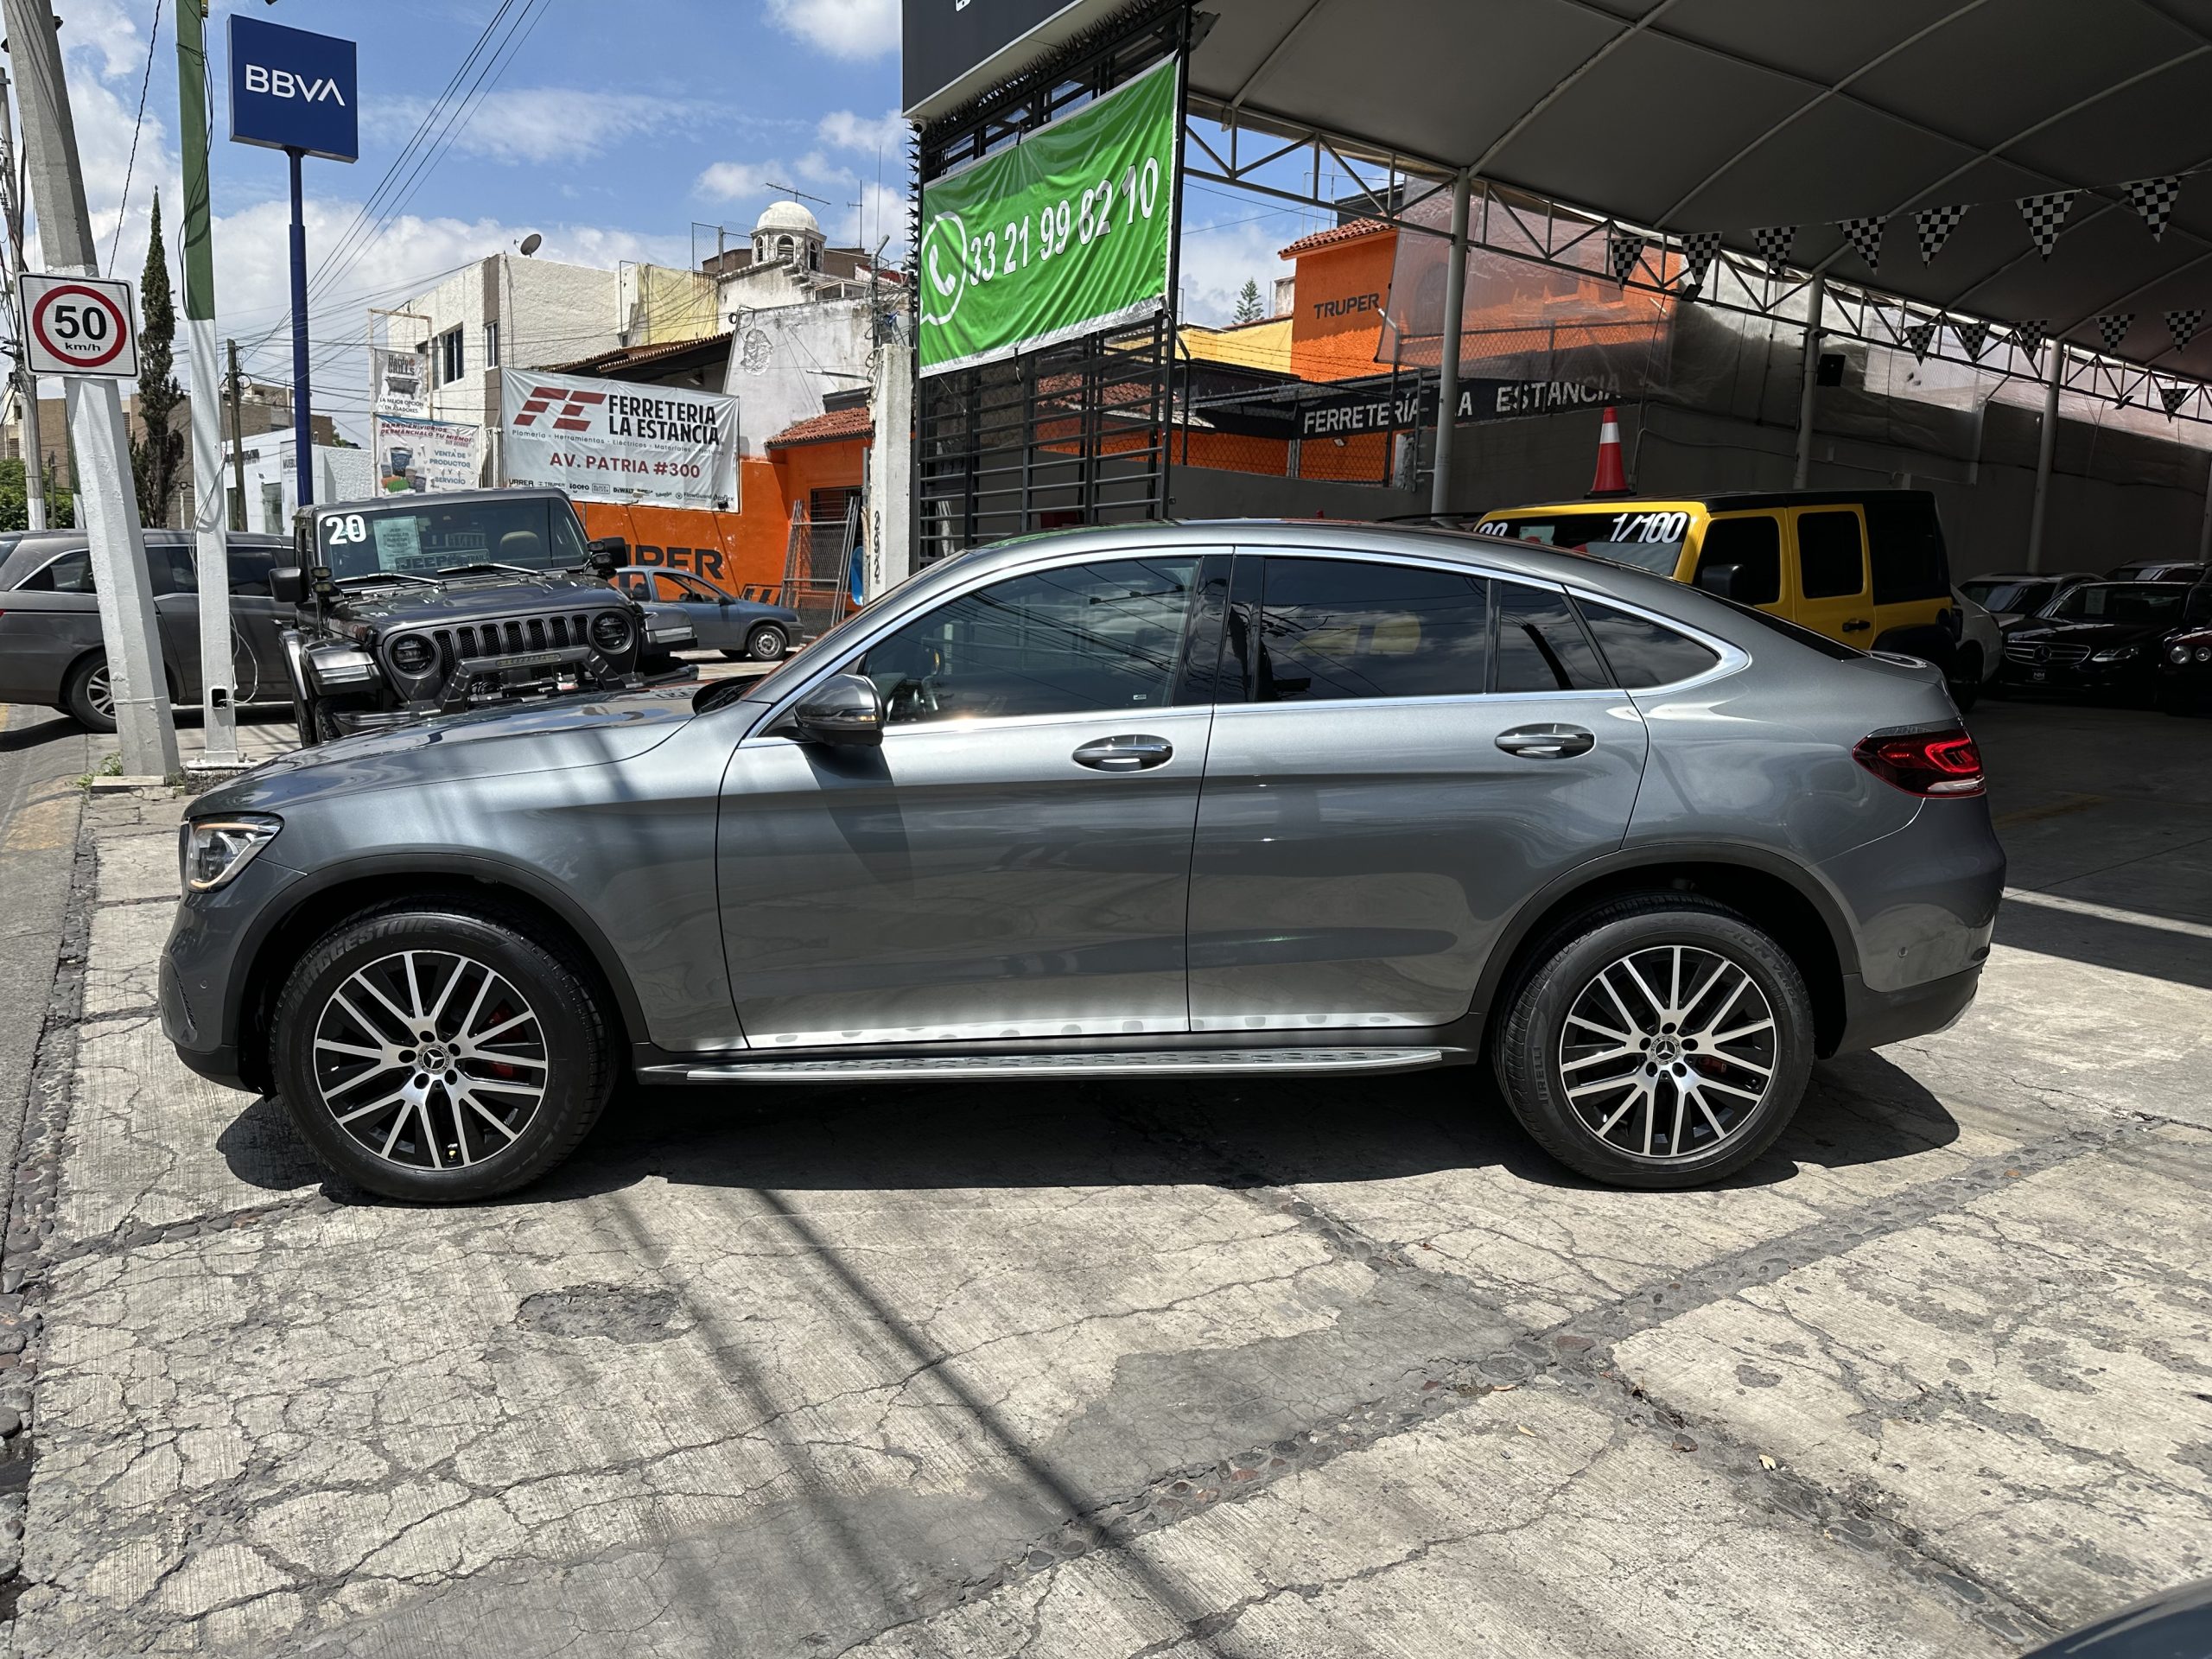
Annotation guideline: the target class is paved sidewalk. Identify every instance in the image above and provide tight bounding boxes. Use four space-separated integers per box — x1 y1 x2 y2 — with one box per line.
0 702 2206 1656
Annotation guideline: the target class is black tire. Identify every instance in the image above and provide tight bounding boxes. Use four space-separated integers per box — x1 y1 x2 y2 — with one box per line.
1492 894 1815 1189
1948 646 1982 714
61 654 116 733
745 623 789 661
271 901 615 1203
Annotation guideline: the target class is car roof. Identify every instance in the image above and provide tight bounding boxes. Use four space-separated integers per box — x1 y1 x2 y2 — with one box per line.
1967 569 2096 582
311 486 571 513
1477 487 1936 513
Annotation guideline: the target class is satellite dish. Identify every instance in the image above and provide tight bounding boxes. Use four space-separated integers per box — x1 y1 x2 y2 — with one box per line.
518 232 543 257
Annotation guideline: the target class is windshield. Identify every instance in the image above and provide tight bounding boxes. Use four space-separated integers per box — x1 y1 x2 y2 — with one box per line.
1961 578 2050 613
314 497 589 581
1475 509 1691 577
2049 582 2188 623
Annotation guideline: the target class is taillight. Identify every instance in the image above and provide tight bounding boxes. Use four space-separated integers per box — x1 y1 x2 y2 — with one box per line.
1853 727 1985 798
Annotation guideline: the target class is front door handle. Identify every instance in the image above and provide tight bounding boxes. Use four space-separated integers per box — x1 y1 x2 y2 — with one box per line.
1496 723 1595 760
1841 618 1872 633
1073 734 1173 772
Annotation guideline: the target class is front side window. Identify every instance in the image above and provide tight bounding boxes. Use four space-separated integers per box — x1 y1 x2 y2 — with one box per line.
1496 582 1605 692
855 556 1200 726
1694 516 1782 607
1250 556 1490 702
227 546 276 596
1797 511 1866 599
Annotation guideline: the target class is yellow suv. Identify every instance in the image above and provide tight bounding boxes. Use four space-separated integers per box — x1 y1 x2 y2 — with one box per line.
1471 490 1960 671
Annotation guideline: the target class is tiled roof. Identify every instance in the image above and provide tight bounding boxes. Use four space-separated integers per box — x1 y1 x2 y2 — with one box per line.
1278 219 1392 258
550 331 732 377
766 404 874 448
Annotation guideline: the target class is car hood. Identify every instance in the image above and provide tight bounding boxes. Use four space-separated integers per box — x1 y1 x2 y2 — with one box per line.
196 683 696 814
335 573 619 627
2007 618 2171 647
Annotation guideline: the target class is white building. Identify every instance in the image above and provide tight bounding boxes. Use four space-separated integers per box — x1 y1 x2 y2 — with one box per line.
226 434 378 534
384 253 624 432
705 201 896 318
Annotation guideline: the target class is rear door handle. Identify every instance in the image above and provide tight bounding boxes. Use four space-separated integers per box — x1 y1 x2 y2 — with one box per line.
1073 734 1173 772
1841 618 1872 632
1496 723 1595 760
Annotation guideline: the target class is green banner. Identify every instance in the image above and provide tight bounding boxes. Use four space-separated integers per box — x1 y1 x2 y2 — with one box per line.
918 58 1179 378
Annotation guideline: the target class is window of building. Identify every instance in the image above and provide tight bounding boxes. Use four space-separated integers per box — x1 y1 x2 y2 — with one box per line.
436 327 465 386
1694 515 1782 607
1575 600 1722 688
484 321 499 368
1249 556 1490 702
1494 582 1605 693
778 235 794 259
1797 511 1866 599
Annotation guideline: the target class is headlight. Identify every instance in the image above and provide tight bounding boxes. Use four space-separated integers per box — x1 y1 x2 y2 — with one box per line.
307 645 379 687
2089 645 2139 662
178 816 282 894
2197 645 2212 664
388 632 437 675
589 611 634 653
2175 645 2194 664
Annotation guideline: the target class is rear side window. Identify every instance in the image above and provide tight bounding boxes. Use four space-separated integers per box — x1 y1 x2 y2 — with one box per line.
1694 516 1782 606
17 548 94 593
1254 556 1490 702
1797 512 1866 599
1576 599 1722 688
1864 494 1951 603
1495 582 1605 692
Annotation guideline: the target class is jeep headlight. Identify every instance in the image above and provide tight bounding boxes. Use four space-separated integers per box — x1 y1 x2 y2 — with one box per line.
306 645 379 687
588 611 635 654
387 632 437 675
179 815 282 893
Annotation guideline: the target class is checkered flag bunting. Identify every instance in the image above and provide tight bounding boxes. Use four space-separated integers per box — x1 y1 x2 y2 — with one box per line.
1677 230 1723 288
1955 320 1990 361
2165 308 2204 353
1751 224 1796 275
2011 320 2047 360
2126 175 2183 241
1606 227 1645 286
2017 191 2079 258
1915 204 1969 264
2098 313 2135 353
1904 321 1937 361
1834 215 1885 270
2160 380 2194 416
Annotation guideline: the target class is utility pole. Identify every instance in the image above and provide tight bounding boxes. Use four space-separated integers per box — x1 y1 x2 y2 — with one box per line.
0 65 45 530
3 0 179 775
226 338 245 532
176 0 236 764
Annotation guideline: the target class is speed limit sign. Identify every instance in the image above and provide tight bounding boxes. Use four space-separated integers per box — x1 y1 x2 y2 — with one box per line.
19 273 140 379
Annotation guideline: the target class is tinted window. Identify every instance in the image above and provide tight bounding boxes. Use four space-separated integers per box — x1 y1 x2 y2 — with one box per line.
316 498 576 578
149 543 196 594
855 556 1199 725
226 546 276 596
1495 582 1605 692
1577 599 1722 688
1797 511 1866 599
24 548 95 594
1694 516 1782 606
1961 578 2049 613
2050 582 2188 623
1864 494 1949 603
1252 556 1489 702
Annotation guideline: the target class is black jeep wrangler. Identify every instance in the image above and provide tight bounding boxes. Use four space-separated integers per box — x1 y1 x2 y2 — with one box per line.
270 486 695 744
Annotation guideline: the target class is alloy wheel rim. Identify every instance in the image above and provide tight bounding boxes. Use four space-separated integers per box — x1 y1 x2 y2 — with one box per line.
1555 944 1777 1164
311 950 548 1170
87 665 113 721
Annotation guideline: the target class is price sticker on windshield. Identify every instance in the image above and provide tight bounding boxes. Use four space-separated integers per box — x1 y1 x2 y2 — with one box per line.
21 273 139 378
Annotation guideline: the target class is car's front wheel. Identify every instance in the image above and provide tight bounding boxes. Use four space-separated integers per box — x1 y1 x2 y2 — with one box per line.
271 902 614 1202
1493 895 1814 1188
743 622 789 661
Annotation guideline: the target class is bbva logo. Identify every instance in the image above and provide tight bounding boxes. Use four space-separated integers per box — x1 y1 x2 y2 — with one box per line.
243 63 347 105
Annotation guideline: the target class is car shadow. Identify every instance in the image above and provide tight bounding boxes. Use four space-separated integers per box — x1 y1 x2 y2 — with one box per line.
219 1050 1961 1209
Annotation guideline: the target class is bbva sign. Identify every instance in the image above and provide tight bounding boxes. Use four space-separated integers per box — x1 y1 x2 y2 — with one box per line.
242 64 348 105
229 14 359 164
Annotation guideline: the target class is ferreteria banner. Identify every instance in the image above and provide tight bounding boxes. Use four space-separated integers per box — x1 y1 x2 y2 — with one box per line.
917 55 1179 378
498 368 739 509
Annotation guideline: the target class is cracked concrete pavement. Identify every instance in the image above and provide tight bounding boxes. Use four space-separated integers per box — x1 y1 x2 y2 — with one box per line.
1 699 2207 1656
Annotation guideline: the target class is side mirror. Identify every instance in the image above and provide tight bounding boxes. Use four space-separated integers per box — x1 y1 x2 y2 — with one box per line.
588 536 631 574
791 673 884 747
2186 584 2212 626
270 566 309 606
1695 563 1753 602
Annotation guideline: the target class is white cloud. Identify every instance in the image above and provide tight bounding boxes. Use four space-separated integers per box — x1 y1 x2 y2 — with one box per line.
817 109 907 156
1176 219 1294 328
696 159 785 203
366 89 680 167
693 152 909 257
765 0 899 60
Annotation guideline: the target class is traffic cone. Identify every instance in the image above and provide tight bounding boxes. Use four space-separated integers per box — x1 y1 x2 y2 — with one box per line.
1589 406 1629 496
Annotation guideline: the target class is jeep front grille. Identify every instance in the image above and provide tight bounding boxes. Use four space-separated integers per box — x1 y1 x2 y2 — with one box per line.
436 613 597 663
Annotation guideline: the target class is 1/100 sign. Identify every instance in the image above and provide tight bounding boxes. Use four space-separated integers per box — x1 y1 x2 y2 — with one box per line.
20 273 140 379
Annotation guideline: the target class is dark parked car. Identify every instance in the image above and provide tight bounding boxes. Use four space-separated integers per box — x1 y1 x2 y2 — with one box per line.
1999 581 2195 699
0 530 296 730
1958 570 2099 630
2155 584 2212 712
278 487 694 744
2107 558 2208 582
162 521 2003 1203
615 568 803 660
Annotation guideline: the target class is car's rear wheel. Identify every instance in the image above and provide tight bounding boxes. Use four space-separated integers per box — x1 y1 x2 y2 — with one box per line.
1948 645 1982 713
1494 895 1814 1188
61 654 116 733
744 623 789 661
271 903 613 1203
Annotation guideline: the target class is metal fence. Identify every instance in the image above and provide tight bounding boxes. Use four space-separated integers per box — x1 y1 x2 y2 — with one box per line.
779 496 862 633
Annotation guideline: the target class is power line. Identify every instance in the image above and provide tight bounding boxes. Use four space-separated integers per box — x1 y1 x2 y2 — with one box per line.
106 0 165 276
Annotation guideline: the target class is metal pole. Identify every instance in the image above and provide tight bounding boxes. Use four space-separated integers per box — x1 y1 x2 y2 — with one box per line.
0 66 45 531
226 338 246 531
1430 168 1471 515
2198 447 2212 565
2026 345 2064 574
3 0 179 775
1792 273 1826 489
287 148 313 510
177 0 236 764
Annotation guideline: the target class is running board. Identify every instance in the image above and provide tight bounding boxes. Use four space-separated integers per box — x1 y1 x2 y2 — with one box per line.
642 1047 1449 1084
